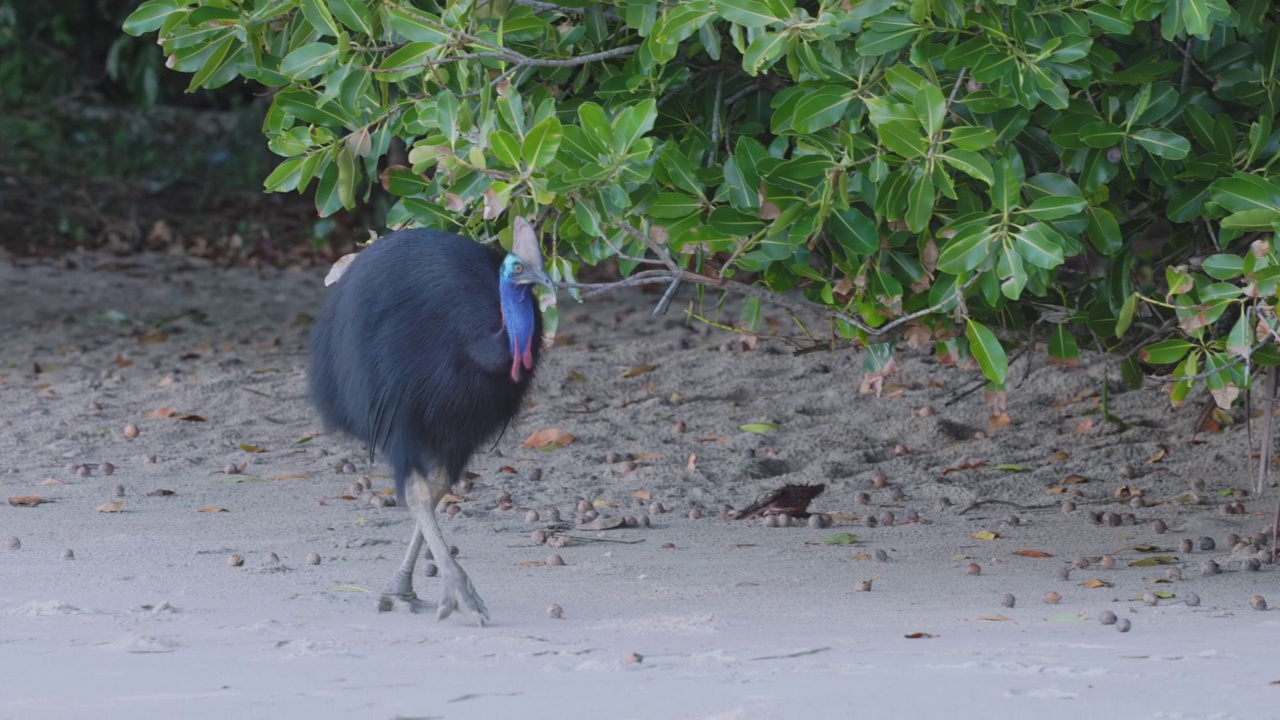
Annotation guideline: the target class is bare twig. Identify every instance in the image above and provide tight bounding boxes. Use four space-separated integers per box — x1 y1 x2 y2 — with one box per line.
1259 370 1277 496
616 222 680 272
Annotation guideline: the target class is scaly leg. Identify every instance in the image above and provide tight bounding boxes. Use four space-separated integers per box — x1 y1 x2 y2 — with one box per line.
377 527 426 613
407 466 489 625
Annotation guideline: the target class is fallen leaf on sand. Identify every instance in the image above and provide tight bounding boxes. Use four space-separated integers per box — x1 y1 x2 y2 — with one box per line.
1013 549 1052 558
1082 578 1111 588
1148 446 1168 463
522 428 575 448
1046 450 1070 463
239 443 265 453
971 531 1000 540
146 489 175 497
969 614 1012 622
1128 556 1178 567
96 501 124 513
578 516 625 531
621 364 656 378
904 632 936 639
942 460 986 476
630 490 651 501
849 552 873 560
807 533 859 546
1062 474 1089 484
269 474 310 481
148 408 178 418
9 495 49 507
739 422 779 433
517 560 545 567
196 507 229 513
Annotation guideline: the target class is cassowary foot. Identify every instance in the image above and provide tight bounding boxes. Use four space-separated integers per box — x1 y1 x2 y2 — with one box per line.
377 591 429 614
438 566 489 625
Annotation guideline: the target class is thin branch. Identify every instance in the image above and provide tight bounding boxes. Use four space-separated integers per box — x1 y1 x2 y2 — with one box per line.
508 0 622 21
617 222 680 272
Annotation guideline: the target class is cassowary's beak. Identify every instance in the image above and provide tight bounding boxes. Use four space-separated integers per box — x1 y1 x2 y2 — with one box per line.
519 265 555 289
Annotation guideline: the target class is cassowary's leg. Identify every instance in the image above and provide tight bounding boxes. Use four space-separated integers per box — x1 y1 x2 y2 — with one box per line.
406 466 490 625
377 527 425 613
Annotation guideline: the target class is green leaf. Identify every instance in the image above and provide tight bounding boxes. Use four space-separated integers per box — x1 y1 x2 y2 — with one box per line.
857 15 919 56
878 121 927 158
939 150 994 185
936 225 993 274
326 0 374 36
1210 174 1280 213
123 1 186 35
1202 254 1244 280
1015 223 1065 269
1023 196 1086 220
965 318 1008 385
280 42 337 82
1085 207 1122 255
1139 338 1194 365
489 130 522 167
811 533 860 545
913 83 946 138
187 33 238 91
740 422 780 433
829 207 879 256
522 116 564 168
1048 324 1079 364
1130 129 1191 159
714 0 783 27
1077 122 1125 149
386 7 449 42
904 171 934 233
743 32 788 75
650 193 703 218
1116 292 1138 338
792 86 852 133
381 166 429 197
947 126 997 151
991 157 1019 213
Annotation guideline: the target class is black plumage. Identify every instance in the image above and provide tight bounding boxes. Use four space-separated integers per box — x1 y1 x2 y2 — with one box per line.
308 221 551 624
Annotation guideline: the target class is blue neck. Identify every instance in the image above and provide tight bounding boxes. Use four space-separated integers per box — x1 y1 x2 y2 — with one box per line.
499 278 536 382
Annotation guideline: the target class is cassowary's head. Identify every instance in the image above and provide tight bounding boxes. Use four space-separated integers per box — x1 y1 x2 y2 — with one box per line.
499 217 553 382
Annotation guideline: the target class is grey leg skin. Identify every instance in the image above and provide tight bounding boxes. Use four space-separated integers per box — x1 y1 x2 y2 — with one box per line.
407 467 489 625
378 527 426 613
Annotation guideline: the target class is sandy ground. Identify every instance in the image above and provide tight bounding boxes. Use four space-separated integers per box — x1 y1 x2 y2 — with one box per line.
2 249 1279 720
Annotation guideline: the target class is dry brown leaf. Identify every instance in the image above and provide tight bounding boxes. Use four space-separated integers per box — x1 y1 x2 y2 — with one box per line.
96 501 124 513
632 453 664 461
686 453 697 471
8 495 49 507
1148 446 1168 463
622 364 656 378
1082 578 1111 589
522 428 575 448
499 465 518 474
1012 549 1053 558
904 632 936 639
438 493 465 504
970 614 1013 621
114 355 134 367
1062 474 1089 485
942 460 986 476
517 560 545 567
269 474 310 481
849 552 873 561
630 490 651 501
971 530 1000 540
987 412 1011 433
196 507 228 513
1046 450 1070 463
239 443 265 453
146 489 175 497
138 330 169 346
695 435 729 443
40 478 65 486
1046 487 1068 494
1114 485 1141 498
1075 418 1094 433
148 407 177 419
173 414 207 422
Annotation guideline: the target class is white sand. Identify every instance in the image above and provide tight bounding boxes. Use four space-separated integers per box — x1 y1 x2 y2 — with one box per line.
1 250 1276 720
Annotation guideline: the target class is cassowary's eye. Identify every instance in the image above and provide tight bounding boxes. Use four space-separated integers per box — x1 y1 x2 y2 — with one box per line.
513 263 524 274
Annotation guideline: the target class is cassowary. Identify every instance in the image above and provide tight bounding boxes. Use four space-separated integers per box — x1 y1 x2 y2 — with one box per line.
308 218 552 624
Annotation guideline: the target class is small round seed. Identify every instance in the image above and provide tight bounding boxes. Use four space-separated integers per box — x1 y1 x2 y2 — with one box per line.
1185 593 1200 607
1000 593 1016 608
688 507 702 520
306 553 321 565
1250 595 1268 611
60 549 74 560
1004 514 1021 527
4 537 19 551
967 562 982 576
341 461 356 474
763 515 779 528
864 514 878 529
871 474 888 488
1054 567 1071 581
1142 592 1158 606
1100 555 1116 570
1115 618 1131 633
264 552 280 566
1178 538 1194 553
547 603 564 619
1165 567 1182 581
1044 591 1062 605
113 484 125 498
1244 557 1262 572
547 554 565 566
625 652 643 664
1129 497 1144 509
1153 520 1168 535
525 509 540 523
623 515 638 528
1191 478 1206 492
1201 560 1220 576
123 423 139 439
855 580 873 592
546 507 561 522
227 554 244 567
1072 557 1090 570
1104 512 1122 527
1120 463 1136 479
1098 610 1118 625
445 503 460 518
1198 536 1215 551
648 502 665 515
76 465 90 477
1224 533 1241 548
1061 501 1076 514
854 492 871 506
673 420 686 434
99 462 115 476
777 513 792 527
877 511 895 527
874 549 889 562
890 488 906 503
531 529 549 545
1121 513 1137 525
423 563 438 577
905 508 919 522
